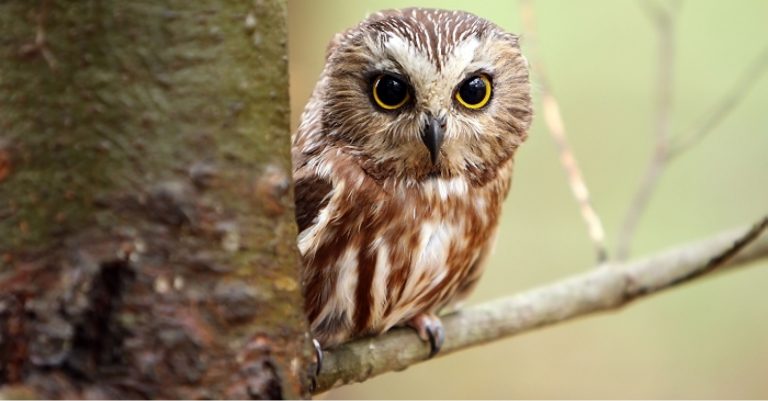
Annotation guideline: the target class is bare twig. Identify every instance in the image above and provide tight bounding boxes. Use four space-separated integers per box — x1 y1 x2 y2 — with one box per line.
616 2 768 260
615 0 680 261
315 216 768 393
669 44 768 157
519 0 608 262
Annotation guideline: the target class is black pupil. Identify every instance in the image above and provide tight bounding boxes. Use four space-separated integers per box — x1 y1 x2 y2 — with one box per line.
377 76 407 106
459 76 487 105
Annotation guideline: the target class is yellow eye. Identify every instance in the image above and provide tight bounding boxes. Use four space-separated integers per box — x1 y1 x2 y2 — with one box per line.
372 74 410 110
455 74 492 110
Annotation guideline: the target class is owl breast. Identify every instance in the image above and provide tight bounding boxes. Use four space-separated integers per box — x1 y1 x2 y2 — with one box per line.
298 152 512 347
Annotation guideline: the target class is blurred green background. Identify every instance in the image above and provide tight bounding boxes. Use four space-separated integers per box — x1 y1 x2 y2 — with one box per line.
288 0 768 398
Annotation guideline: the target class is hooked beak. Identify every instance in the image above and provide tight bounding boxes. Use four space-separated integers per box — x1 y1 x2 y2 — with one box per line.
420 117 445 165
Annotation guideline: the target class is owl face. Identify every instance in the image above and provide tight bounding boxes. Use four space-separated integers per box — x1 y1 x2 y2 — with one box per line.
321 8 532 184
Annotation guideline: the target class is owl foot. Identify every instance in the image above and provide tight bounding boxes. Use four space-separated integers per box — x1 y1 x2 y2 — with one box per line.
309 338 323 392
408 313 445 358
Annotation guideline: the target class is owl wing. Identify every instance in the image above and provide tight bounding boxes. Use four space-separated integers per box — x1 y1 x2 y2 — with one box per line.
293 171 333 233
292 38 343 235
292 95 334 234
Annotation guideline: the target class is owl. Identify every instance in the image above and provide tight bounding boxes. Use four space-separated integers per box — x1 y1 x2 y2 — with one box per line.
293 8 532 358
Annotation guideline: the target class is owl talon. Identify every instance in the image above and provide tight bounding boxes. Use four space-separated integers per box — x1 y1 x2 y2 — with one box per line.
308 338 323 392
408 313 445 358
312 338 323 375
427 324 445 357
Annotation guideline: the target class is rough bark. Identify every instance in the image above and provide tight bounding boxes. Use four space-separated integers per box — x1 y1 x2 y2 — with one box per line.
0 1 310 399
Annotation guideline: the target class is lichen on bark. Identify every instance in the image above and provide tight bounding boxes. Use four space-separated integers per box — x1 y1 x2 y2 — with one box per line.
0 1 309 398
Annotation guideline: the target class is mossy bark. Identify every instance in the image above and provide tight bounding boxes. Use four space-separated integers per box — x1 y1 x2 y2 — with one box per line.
0 0 310 398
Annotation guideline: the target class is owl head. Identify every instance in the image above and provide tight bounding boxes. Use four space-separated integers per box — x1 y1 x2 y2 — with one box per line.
319 8 532 185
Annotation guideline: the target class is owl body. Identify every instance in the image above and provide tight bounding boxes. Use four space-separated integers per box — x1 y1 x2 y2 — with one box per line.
293 8 531 348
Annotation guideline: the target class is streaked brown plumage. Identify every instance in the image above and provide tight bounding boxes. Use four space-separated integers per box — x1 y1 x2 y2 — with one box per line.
293 8 532 351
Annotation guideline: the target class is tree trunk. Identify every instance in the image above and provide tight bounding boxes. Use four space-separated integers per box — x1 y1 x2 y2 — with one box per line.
0 1 309 398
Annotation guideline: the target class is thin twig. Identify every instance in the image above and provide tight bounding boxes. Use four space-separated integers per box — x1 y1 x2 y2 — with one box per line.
315 216 768 393
616 2 768 260
669 44 768 158
615 0 680 261
519 0 608 262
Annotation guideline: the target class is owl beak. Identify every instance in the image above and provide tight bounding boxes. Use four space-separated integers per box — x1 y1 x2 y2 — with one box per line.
421 117 445 165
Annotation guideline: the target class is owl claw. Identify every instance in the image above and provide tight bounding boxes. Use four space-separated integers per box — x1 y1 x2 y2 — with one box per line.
309 338 323 392
312 338 323 375
408 313 445 358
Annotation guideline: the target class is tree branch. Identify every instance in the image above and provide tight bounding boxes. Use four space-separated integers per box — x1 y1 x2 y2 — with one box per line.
669 43 768 158
519 0 608 262
615 0 680 261
616 2 768 260
314 216 768 394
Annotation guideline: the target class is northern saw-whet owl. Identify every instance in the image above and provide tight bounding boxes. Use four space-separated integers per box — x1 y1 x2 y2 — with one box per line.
293 8 532 357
